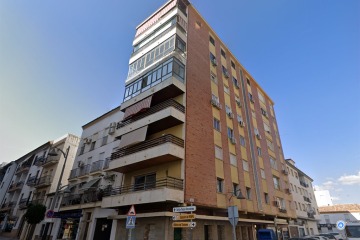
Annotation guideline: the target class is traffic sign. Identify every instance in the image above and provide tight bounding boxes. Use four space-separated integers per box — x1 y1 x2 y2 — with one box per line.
172 222 197 228
172 214 196 221
127 205 136 216
336 220 346 230
126 216 136 229
173 206 196 213
228 206 239 226
46 210 54 218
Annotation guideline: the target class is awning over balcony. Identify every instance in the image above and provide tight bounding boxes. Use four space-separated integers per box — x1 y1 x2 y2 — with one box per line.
79 178 100 192
119 125 148 148
123 95 152 120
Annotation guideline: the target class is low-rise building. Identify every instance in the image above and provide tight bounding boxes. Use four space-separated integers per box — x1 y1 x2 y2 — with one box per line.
286 159 320 237
57 107 123 240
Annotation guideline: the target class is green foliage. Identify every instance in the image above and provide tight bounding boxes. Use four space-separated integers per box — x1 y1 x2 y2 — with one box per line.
24 203 46 224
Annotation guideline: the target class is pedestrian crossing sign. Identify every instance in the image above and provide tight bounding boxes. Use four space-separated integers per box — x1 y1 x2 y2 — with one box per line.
126 216 136 229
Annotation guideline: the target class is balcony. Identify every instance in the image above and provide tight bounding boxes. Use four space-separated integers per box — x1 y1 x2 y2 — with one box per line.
69 168 79 181
300 180 309 188
30 198 45 205
26 176 38 186
8 181 24 192
18 198 30 209
103 158 110 170
117 99 185 137
34 175 52 188
108 134 184 173
42 155 60 167
34 156 46 166
78 165 91 178
102 177 184 208
61 190 103 208
90 160 105 175
0 201 15 212
15 163 31 175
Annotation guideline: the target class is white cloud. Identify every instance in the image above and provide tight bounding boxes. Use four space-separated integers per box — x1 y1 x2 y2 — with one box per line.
315 181 337 191
338 171 360 185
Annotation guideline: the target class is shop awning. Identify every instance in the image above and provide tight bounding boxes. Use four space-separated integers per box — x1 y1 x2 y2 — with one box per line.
123 95 152 120
119 125 148 148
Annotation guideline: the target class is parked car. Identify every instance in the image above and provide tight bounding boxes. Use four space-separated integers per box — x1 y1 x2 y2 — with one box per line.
327 232 343 240
318 233 336 240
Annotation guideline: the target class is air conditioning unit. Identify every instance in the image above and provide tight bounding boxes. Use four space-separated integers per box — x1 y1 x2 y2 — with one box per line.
78 161 85 167
230 137 237 145
239 121 245 127
256 134 262 140
210 99 222 109
236 100 242 107
211 58 218 66
227 112 234 119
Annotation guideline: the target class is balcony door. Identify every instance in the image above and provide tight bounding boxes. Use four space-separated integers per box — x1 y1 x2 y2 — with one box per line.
134 173 156 191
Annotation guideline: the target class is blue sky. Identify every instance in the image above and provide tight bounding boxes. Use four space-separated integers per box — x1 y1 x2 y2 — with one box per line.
0 0 359 204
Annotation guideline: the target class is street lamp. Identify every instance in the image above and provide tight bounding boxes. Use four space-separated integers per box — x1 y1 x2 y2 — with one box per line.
228 189 246 240
41 146 70 240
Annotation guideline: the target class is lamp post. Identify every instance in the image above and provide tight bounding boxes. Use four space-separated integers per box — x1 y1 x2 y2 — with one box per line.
228 189 246 240
41 146 70 240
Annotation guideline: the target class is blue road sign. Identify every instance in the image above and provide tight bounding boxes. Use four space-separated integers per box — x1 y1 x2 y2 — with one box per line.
126 216 136 229
336 220 346 230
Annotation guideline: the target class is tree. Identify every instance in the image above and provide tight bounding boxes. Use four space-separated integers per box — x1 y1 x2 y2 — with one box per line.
23 203 46 240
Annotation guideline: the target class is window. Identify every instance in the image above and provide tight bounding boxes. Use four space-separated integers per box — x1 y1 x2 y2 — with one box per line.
233 183 239 195
209 35 215 45
101 135 108 146
216 178 224 193
134 173 156 191
267 139 274 151
220 48 226 58
79 144 85 155
246 78 251 85
224 85 230 94
222 65 229 78
227 127 234 139
249 93 254 103
261 108 268 118
246 187 251 199
232 77 239 88
212 94 219 103
210 71 217 84
258 91 265 103
90 141 96 151
215 146 223 160
273 176 280 190
270 157 278 170
242 160 249 171
235 96 242 107
213 118 221 132
231 61 235 69
230 154 237 166
264 193 269 204
257 147 262 156
210 52 217 65
264 123 271 134
260 169 266 179
239 135 246 147
295 201 298 210
225 105 232 116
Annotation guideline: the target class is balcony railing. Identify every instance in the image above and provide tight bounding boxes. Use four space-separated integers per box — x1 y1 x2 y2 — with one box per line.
111 134 184 160
27 176 38 186
0 201 16 211
103 177 183 197
18 198 30 209
8 181 24 192
90 160 104 173
42 156 59 167
78 165 90 177
30 198 45 205
117 99 185 129
69 168 78 180
300 181 309 188
34 156 46 166
103 158 110 170
15 163 31 174
61 189 103 207
34 175 51 188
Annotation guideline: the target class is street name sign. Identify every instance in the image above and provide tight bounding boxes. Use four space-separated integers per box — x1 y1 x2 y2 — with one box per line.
172 222 197 228
173 206 196 213
172 214 196 221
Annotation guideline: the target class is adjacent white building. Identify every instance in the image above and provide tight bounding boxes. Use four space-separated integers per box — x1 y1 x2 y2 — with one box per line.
286 159 320 237
57 106 123 240
315 190 334 207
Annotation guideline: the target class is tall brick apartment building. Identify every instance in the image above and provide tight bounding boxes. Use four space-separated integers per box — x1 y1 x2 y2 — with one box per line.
103 0 296 239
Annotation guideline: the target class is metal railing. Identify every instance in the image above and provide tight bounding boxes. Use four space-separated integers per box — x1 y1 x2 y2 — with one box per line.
69 168 78 179
34 156 46 166
61 189 103 207
300 181 309 188
90 160 104 173
18 198 29 209
15 163 31 174
111 134 184 160
27 176 38 186
30 198 45 205
35 175 51 187
8 181 24 191
117 99 185 129
103 177 183 197
78 165 90 177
